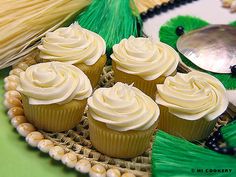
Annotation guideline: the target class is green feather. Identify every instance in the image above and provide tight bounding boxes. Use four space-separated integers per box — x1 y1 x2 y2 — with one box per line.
222 120 236 147
152 131 236 177
159 16 236 90
76 0 142 62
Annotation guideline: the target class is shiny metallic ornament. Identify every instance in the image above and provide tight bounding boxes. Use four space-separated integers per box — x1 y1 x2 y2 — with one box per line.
177 25 236 73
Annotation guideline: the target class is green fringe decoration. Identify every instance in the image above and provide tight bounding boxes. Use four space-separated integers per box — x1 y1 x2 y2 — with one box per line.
229 21 236 27
76 0 142 61
222 121 236 147
152 131 236 177
159 16 236 90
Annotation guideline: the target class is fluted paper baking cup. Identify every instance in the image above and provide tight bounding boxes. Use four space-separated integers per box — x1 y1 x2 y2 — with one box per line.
88 113 157 159
157 105 218 141
75 55 107 88
22 95 87 132
112 62 176 99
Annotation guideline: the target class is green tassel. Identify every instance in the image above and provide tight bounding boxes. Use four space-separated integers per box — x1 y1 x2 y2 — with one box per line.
229 21 236 27
76 0 142 62
152 131 236 177
159 16 236 90
222 120 236 147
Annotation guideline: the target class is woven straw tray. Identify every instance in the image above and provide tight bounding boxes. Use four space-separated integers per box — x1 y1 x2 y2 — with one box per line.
3 50 231 177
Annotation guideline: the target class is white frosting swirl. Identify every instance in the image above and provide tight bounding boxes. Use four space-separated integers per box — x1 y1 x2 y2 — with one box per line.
38 23 106 65
156 71 229 121
111 36 179 80
88 82 159 131
17 62 92 105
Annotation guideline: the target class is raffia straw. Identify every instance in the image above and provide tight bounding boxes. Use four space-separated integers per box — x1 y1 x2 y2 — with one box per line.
0 0 91 69
152 131 236 177
134 0 170 13
222 120 236 147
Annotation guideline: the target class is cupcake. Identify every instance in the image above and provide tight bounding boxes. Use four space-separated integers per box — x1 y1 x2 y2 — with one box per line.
155 71 229 141
17 62 92 132
87 82 159 158
111 36 179 99
38 22 106 87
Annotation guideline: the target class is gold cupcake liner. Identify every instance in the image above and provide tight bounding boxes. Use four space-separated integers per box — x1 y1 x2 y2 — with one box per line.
88 113 157 159
112 62 176 99
75 55 107 88
157 105 217 141
22 95 87 132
